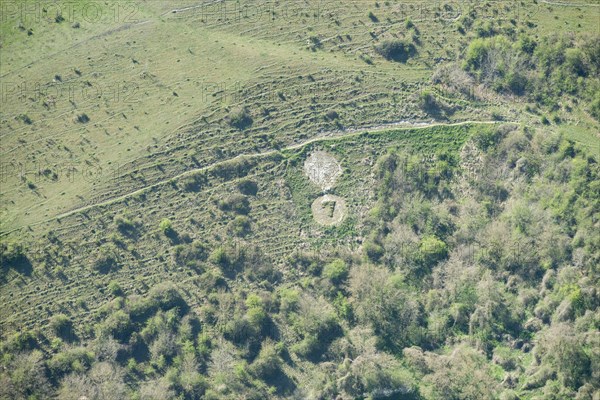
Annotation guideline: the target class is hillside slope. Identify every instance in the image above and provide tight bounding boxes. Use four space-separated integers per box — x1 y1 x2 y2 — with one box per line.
1 1 599 399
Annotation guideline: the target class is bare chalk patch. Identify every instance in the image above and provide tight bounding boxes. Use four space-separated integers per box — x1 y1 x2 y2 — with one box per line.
304 151 342 191
311 194 347 226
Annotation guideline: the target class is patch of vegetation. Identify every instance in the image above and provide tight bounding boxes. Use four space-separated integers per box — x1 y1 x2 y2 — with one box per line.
76 113 90 123
218 194 250 215
49 314 76 342
227 107 253 130
181 172 207 192
229 215 251 237
159 218 176 237
237 179 258 196
93 245 120 274
460 33 600 118
18 114 32 124
0 241 30 275
375 39 417 62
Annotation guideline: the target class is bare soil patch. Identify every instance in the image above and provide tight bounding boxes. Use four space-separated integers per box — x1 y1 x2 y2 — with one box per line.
304 151 342 191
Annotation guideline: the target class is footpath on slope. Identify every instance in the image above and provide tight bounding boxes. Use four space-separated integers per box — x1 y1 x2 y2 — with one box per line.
1 120 508 236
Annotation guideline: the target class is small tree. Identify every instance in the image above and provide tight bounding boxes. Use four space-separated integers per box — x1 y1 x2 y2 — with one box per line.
159 219 178 241
114 215 136 236
2 350 53 399
463 38 490 72
159 219 173 234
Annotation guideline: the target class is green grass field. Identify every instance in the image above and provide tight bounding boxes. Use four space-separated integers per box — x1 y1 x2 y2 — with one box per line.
3 0 597 232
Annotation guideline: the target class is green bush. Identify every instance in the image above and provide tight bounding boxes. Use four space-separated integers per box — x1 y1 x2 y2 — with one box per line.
147 282 188 314
350 265 422 351
337 345 417 399
290 298 341 360
589 90 600 119
460 32 600 114
375 39 416 62
229 216 251 237
76 113 90 123
0 350 52 399
0 240 28 272
212 157 254 181
6 330 39 352
108 280 123 296
422 345 500 399
224 317 258 346
419 236 448 267
93 245 119 274
290 335 319 359
227 107 253 130
209 246 231 269
173 241 208 270
418 90 439 112
49 314 75 341
130 291 186 337
475 20 496 37
323 259 349 284
472 127 502 151
537 324 592 390
159 218 175 235
237 179 258 196
0 241 26 263
181 172 207 192
245 293 269 336
518 34 537 54
176 353 207 398
308 35 323 51
505 70 528 95
249 341 283 381
99 310 132 342
19 113 33 124
364 240 384 262
278 288 300 315
114 215 137 236
47 347 94 379
463 38 490 71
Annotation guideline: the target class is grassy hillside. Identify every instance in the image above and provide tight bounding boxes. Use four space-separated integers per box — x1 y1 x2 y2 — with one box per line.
1 1 599 399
